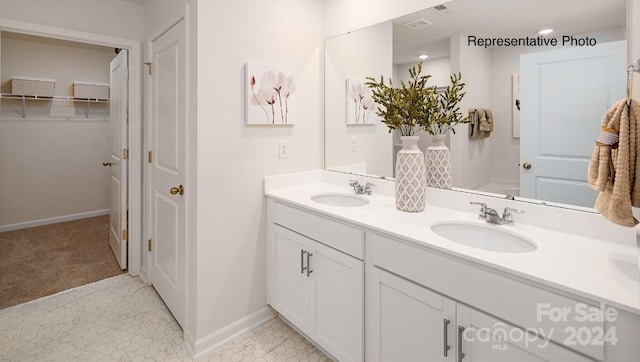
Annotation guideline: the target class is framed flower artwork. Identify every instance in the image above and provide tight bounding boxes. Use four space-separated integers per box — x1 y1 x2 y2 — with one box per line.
346 79 375 125
245 63 296 125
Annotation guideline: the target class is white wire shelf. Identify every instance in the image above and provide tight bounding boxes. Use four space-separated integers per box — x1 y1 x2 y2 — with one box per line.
0 93 110 102
0 93 109 120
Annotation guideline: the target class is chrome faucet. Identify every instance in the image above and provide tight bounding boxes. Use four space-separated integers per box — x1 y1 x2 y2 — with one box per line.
501 207 524 226
470 202 524 225
349 180 374 195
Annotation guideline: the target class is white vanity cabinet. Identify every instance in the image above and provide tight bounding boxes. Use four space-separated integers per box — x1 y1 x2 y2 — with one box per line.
265 186 640 362
367 233 604 362
368 267 592 361
267 201 364 362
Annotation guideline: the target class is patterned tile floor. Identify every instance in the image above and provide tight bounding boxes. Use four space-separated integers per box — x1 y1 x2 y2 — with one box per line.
0 274 331 362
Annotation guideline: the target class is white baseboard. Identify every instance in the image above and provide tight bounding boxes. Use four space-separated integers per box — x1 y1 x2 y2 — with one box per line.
0 209 110 233
188 306 275 357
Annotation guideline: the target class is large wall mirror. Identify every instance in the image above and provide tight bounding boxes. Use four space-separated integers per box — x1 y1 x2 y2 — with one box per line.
324 0 628 210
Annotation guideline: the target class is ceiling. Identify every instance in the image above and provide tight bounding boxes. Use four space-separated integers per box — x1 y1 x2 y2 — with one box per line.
393 0 626 65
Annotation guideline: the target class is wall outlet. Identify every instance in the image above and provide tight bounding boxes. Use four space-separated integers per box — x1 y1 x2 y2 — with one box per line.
279 140 289 159
350 137 357 152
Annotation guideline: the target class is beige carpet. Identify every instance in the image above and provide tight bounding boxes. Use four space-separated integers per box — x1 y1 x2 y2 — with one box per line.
0 215 124 309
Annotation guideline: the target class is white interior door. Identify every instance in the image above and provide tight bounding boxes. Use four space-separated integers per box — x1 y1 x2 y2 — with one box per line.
108 49 129 270
149 19 186 327
520 41 626 207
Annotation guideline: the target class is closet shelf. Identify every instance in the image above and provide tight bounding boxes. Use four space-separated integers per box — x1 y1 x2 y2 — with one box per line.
0 93 109 120
0 93 109 102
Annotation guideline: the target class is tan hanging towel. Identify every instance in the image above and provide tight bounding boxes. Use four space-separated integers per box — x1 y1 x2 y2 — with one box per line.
587 99 640 226
479 108 494 132
468 109 489 140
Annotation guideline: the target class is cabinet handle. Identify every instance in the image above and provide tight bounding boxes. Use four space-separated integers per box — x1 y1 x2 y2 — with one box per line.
306 252 313 277
300 249 307 274
443 319 451 357
457 326 466 361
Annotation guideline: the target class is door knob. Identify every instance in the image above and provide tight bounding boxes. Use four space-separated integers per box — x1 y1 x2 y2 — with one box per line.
102 161 112 167
170 185 184 195
522 162 532 170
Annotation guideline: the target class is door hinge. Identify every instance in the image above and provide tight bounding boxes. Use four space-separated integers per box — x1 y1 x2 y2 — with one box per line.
148 239 152 252
148 151 152 163
144 62 152 75
123 148 129 159
122 229 128 241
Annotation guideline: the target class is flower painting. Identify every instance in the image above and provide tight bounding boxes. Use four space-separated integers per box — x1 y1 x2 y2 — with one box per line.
346 79 376 125
246 63 296 125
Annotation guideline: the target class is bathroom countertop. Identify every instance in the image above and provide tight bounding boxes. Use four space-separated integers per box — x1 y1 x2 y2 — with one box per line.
266 182 640 315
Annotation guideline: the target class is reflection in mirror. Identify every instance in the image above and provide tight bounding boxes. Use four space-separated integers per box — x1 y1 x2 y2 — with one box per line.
324 0 627 210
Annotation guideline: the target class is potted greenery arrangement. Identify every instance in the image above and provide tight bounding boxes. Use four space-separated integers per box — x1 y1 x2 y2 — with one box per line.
423 72 468 189
366 63 468 212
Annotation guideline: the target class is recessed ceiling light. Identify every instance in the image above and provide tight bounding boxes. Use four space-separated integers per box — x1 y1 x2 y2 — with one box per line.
418 54 429 60
538 28 553 35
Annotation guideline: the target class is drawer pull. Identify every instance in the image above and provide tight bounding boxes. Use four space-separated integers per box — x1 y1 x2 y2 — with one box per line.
443 318 451 357
307 252 313 277
300 249 307 274
458 326 466 361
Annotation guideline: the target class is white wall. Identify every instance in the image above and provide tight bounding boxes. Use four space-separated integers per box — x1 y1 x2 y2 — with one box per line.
450 34 492 189
323 0 449 38
396 57 451 88
0 0 144 41
194 0 323 351
0 34 113 227
325 21 393 176
145 0 186 37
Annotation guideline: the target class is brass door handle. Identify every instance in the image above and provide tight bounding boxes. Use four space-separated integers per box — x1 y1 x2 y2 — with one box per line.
170 185 184 195
522 162 532 170
102 161 112 167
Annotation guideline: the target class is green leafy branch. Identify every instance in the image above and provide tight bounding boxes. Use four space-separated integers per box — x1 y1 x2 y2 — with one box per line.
365 63 469 137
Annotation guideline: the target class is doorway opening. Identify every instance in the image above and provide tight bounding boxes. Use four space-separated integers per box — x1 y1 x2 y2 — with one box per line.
0 20 143 308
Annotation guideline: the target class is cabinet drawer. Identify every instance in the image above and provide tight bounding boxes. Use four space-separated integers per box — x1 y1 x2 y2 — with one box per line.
370 233 605 361
273 202 364 259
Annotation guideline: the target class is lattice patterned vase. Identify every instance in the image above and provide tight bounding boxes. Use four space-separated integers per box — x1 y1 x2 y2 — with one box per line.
395 136 426 212
426 134 452 189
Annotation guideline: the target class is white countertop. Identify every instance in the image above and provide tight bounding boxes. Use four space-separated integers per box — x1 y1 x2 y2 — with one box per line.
266 181 640 315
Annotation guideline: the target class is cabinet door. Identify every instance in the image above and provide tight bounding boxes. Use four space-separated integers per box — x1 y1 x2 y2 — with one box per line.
308 239 364 362
272 225 310 331
457 304 594 362
369 267 456 362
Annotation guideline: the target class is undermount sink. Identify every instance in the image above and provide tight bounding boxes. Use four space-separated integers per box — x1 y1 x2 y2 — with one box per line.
431 222 537 253
311 193 369 207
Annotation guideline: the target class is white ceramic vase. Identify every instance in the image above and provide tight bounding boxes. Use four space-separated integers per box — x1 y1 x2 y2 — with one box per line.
395 136 426 212
426 134 452 189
